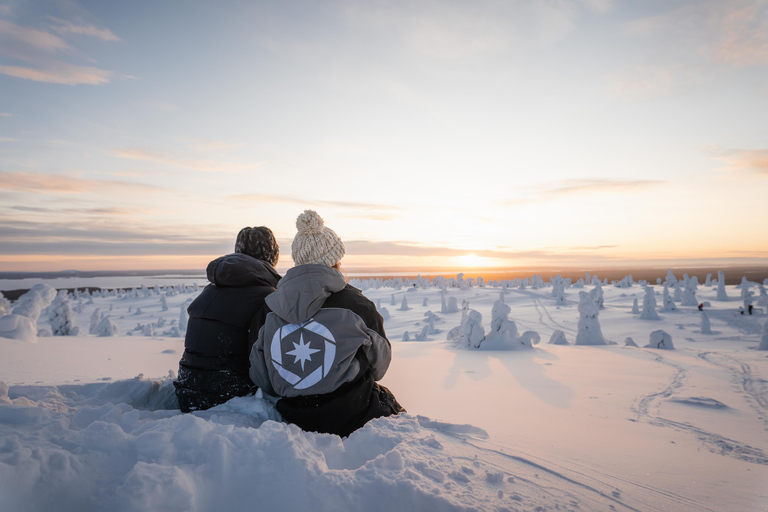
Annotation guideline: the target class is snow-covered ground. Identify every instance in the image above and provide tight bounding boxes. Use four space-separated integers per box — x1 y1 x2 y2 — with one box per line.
1 272 767 511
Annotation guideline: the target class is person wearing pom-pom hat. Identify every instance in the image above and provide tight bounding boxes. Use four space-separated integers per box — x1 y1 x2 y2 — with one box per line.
250 210 404 436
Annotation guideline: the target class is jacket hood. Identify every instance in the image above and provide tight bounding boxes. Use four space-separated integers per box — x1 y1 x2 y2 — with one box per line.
265 264 347 324
206 253 281 288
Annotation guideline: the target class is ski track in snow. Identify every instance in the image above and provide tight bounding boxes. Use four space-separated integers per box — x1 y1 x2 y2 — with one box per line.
632 351 768 466
697 351 768 428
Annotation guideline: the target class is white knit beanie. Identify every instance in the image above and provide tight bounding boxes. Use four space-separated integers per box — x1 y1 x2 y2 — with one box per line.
291 210 346 267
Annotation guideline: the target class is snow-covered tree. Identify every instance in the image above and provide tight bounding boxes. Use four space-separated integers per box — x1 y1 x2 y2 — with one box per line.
644 330 674 350
758 321 768 350
90 308 102 334
458 310 485 348
716 271 729 301
575 291 607 345
662 286 677 312
700 312 713 335
639 286 661 320
95 316 119 336
48 290 80 336
398 296 411 311
589 283 604 309
632 298 640 314
178 304 188 332
549 330 568 345
624 337 638 347
160 294 168 312
680 275 699 307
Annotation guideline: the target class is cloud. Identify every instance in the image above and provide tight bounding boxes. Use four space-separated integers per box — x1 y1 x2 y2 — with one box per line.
8 205 149 216
607 65 698 102
0 171 163 194
0 63 112 85
0 137 19 142
229 193 402 217
538 178 665 196
110 147 255 172
0 112 13 117
341 240 613 262
48 17 120 42
709 147 768 174
0 218 232 256
507 178 665 204
0 18 114 85
622 1 768 68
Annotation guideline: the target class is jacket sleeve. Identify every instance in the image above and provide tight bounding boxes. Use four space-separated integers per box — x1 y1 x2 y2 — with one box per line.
362 327 391 381
249 324 276 396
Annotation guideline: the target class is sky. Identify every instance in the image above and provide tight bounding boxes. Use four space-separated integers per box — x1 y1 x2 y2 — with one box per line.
0 0 767 272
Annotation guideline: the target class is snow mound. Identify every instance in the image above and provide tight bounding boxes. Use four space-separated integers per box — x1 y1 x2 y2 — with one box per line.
0 377 618 512
644 330 674 350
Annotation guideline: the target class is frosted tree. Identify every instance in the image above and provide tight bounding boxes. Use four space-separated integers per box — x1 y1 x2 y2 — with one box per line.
589 283 604 309
575 291 607 345
700 311 713 335
12 284 56 323
458 310 485 348
390 294 396 306
662 286 677 312
178 304 188 332
402 331 410 341
48 290 80 336
549 330 568 345
644 330 674 350
673 282 683 302
758 321 768 350
95 316 119 336
160 294 168 312
398 296 411 311
705 273 712 286
664 270 677 288
485 301 518 342
624 337 638 347
423 311 441 334
379 307 390 320
422 297 429 307
716 271 729 301
739 277 752 301
639 286 661 320
0 292 10 316
757 285 768 310
632 298 640 314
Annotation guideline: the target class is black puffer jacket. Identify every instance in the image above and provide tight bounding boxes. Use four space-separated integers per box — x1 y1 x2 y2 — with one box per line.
174 253 281 412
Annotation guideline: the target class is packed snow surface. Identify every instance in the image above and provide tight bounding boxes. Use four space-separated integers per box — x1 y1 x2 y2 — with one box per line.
1 272 768 511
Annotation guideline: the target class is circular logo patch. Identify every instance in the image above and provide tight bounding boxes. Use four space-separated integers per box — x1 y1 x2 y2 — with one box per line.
270 318 337 390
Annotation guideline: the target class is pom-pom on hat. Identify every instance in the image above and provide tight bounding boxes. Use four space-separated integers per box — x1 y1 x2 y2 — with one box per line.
291 210 345 267
235 226 279 267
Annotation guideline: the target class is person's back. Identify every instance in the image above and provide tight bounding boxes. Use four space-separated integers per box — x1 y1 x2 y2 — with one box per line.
249 211 403 436
175 227 280 412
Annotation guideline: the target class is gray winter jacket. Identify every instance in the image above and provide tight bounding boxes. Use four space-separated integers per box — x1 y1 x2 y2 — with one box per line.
249 264 391 398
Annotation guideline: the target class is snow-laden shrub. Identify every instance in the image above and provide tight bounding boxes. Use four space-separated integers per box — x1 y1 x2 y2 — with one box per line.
549 330 568 345
575 291 607 345
645 330 674 350
639 286 661 320
49 290 80 336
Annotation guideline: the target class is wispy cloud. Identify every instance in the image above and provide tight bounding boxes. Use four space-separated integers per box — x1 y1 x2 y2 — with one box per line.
229 193 402 217
0 18 116 85
0 112 13 117
48 17 120 42
0 63 112 85
0 137 19 142
0 218 232 256
539 178 665 196
341 240 613 262
709 147 768 174
0 171 163 194
508 178 665 204
607 65 699 102
111 147 256 172
8 205 150 216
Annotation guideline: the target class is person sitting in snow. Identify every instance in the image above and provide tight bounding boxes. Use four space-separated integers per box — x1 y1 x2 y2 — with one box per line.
174 226 281 412
249 210 404 437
